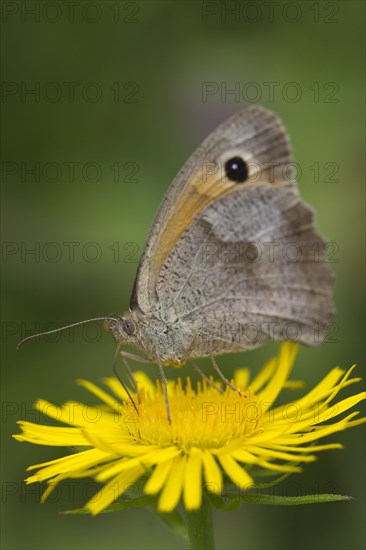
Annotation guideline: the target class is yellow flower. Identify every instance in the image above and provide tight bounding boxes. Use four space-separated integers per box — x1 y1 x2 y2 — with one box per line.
14 343 365 515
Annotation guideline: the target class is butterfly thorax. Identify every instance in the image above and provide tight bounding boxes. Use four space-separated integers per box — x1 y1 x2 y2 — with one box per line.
107 311 194 367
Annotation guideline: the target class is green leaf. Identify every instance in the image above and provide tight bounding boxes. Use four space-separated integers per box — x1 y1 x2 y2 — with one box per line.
149 507 189 542
252 469 297 489
62 495 157 515
235 493 353 506
249 468 282 478
207 492 242 511
207 492 227 510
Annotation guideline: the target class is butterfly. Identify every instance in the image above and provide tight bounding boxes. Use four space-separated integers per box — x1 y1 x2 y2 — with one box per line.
107 106 335 373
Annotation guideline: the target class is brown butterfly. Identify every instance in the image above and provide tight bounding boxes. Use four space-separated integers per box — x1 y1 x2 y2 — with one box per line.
109 107 334 359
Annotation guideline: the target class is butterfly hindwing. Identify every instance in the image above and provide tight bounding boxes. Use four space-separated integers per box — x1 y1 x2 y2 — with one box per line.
154 182 334 355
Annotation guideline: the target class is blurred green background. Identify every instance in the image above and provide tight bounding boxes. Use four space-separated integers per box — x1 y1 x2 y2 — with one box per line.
2 1 365 549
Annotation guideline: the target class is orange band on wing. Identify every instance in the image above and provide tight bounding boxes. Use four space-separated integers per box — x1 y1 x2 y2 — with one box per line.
150 170 237 282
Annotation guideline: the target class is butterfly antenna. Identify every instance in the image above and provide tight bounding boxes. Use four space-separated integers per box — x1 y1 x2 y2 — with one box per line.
210 356 242 396
157 357 171 424
16 316 117 350
112 342 139 417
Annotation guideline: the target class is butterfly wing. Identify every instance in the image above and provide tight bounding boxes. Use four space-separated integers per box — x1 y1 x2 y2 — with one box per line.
156 183 335 355
130 106 334 354
130 106 293 313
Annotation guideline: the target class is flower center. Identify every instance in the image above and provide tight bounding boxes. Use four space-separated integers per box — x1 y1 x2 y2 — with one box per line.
127 378 262 451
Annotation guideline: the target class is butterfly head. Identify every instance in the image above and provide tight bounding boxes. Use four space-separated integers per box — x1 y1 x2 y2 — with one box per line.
107 312 140 345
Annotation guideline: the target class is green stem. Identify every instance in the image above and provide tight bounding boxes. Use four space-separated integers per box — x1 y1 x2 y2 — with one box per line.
184 497 215 550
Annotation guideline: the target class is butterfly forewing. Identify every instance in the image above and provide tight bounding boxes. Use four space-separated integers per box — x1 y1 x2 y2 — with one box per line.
130 106 294 313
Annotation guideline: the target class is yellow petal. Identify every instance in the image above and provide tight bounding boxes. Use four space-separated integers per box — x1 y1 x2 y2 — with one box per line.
291 368 344 411
40 473 67 502
183 448 202 510
77 379 120 409
86 465 145 515
34 399 63 421
346 416 366 428
250 357 277 392
145 459 175 495
13 423 87 446
319 392 366 422
103 372 156 401
267 442 343 453
218 454 254 489
79 431 127 455
231 448 258 464
234 368 250 390
158 455 186 512
275 420 350 445
257 343 298 410
321 365 357 407
248 445 316 463
96 447 180 482
202 451 223 494
258 460 302 473
26 448 110 482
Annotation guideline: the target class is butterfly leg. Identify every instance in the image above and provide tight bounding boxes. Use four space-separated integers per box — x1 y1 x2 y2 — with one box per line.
120 349 152 364
112 342 139 416
156 356 172 424
188 359 224 394
210 356 242 396
120 355 141 404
